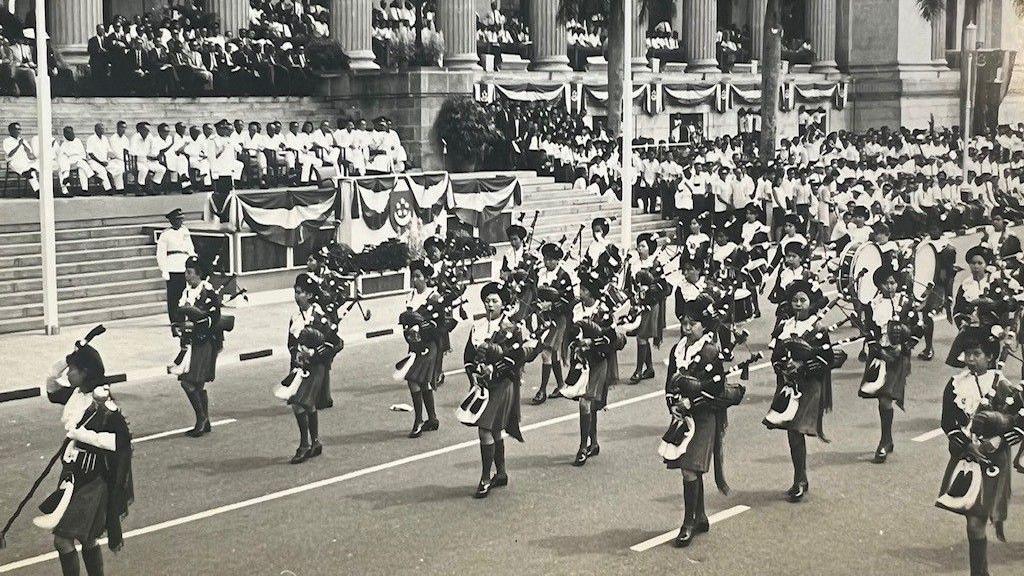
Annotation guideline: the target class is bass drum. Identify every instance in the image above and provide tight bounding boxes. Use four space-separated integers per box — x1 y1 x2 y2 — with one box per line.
912 242 938 301
732 287 757 324
838 242 883 305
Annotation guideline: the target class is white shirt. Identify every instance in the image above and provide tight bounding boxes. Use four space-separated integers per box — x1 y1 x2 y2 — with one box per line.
58 138 88 164
156 226 196 275
86 134 114 162
2 135 34 163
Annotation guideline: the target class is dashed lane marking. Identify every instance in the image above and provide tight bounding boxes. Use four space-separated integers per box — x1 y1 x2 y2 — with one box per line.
912 428 945 443
132 419 238 444
630 505 752 552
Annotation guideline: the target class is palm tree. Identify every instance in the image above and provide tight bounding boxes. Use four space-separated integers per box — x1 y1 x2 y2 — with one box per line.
556 0 672 136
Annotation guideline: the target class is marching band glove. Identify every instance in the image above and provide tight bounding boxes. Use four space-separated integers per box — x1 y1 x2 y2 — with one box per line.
67 427 117 452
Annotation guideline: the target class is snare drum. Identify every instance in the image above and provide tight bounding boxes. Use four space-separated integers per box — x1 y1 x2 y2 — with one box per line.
838 242 883 305
912 242 938 301
732 287 757 324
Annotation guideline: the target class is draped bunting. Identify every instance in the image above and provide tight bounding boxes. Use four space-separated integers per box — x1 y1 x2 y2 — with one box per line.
730 84 762 105
408 173 450 224
449 175 522 229
235 189 339 247
795 83 838 102
495 83 566 102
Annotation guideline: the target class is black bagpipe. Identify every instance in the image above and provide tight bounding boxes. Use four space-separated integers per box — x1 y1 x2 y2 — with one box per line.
167 274 242 375
456 324 523 426
0 325 123 549
274 297 363 400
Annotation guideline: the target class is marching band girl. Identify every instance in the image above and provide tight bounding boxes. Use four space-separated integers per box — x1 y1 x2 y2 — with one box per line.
661 306 725 547
532 242 573 404
176 257 223 438
858 266 921 463
768 243 822 324
43 335 133 576
464 282 525 498
740 205 771 318
674 261 707 325
680 216 710 266
625 233 667 384
397 260 442 438
764 280 834 502
917 223 956 361
566 275 617 466
500 223 529 277
423 235 458 387
936 333 1023 576
284 274 342 463
953 246 996 329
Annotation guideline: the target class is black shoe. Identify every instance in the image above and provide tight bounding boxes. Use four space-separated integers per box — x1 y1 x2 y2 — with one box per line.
422 419 439 432
572 447 588 467
549 388 563 399
673 524 697 547
628 370 643 385
639 368 655 381
587 443 600 458
531 389 547 405
184 427 204 438
918 348 934 361
694 518 710 534
491 473 508 488
290 447 310 464
202 420 212 433
474 480 492 499
786 481 809 502
872 443 894 464
308 441 323 458
408 421 425 438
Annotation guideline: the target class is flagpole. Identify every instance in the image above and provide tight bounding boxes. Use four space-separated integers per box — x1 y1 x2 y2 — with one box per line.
961 23 977 182
620 0 634 248
35 0 59 335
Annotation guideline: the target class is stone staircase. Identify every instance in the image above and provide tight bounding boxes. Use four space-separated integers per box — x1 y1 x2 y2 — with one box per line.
514 174 675 247
0 211 200 334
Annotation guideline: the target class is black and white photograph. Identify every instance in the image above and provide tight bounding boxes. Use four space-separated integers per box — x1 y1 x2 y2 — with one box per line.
1 0 1023 574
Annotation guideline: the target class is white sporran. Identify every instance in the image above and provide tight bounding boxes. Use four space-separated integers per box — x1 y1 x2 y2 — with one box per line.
273 367 307 401
456 385 489 426
658 415 696 461
764 385 802 426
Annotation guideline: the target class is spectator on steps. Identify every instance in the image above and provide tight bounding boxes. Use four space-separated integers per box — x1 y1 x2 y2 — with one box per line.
2 122 40 194
57 126 107 196
130 122 166 195
157 208 195 328
86 123 126 194
181 125 213 188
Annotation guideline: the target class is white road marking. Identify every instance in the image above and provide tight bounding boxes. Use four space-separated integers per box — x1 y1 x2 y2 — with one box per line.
629 505 752 552
132 419 238 444
0 335 866 574
912 428 945 443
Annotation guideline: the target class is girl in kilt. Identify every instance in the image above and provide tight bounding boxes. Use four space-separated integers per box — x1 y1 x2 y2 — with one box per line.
917 222 956 361
565 274 617 466
936 333 1024 576
177 257 223 438
763 280 834 502
396 260 442 438
464 282 525 498
285 274 343 464
660 306 726 547
43 335 133 576
858 265 921 463
532 242 573 404
625 233 666 384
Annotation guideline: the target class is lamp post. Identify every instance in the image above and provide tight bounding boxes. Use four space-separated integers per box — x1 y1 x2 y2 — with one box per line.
34 0 59 335
620 0 634 248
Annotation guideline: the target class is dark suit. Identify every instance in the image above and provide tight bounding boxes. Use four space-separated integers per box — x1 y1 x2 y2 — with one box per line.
87 35 110 88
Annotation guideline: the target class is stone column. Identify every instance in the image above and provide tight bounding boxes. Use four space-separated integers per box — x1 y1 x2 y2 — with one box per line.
632 4 649 70
46 0 103 63
806 0 838 74
931 5 948 67
436 0 480 70
527 0 569 71
683 0 719 73
207 0 248 37
749 0 767 62
331 0 379 72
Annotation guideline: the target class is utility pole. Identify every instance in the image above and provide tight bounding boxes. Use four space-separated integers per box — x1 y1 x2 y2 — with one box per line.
35 0 59 335
962 23 978 181
620 0 634 248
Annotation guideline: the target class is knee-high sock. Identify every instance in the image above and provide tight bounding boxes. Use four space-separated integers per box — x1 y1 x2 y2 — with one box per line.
682 479 699 526
578 410 591 448
410 390 424 423
422 389 437 421
590 410 598 445
480 442 495 479
695 476 707 523
968 537 988 576
922 316 934 350
879 404 894 446
58 551 80 576
494 439 506 475
181 386 201 427
295 412 310 448
788 431 807 483
551 359 564 387
643 343 654 372
540 363 551 393
199 389 210 424
308 412 319 443
81 545 103 576
634 343 644 373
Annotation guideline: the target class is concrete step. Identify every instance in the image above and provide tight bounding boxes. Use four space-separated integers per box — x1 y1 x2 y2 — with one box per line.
0 301 169 334
3 277 167 306
0 288 165 320
0 266 163 295
0 245 156 268
519 195 613 211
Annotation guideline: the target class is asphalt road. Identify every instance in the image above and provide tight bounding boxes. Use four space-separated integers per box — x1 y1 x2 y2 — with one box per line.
3 245 1024 574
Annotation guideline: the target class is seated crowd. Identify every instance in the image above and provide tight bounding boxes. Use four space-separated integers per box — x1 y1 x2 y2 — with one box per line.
0 0 327 97
2 114 408 198
477 2 530 69
371 0 443 68
487 100 1024 247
